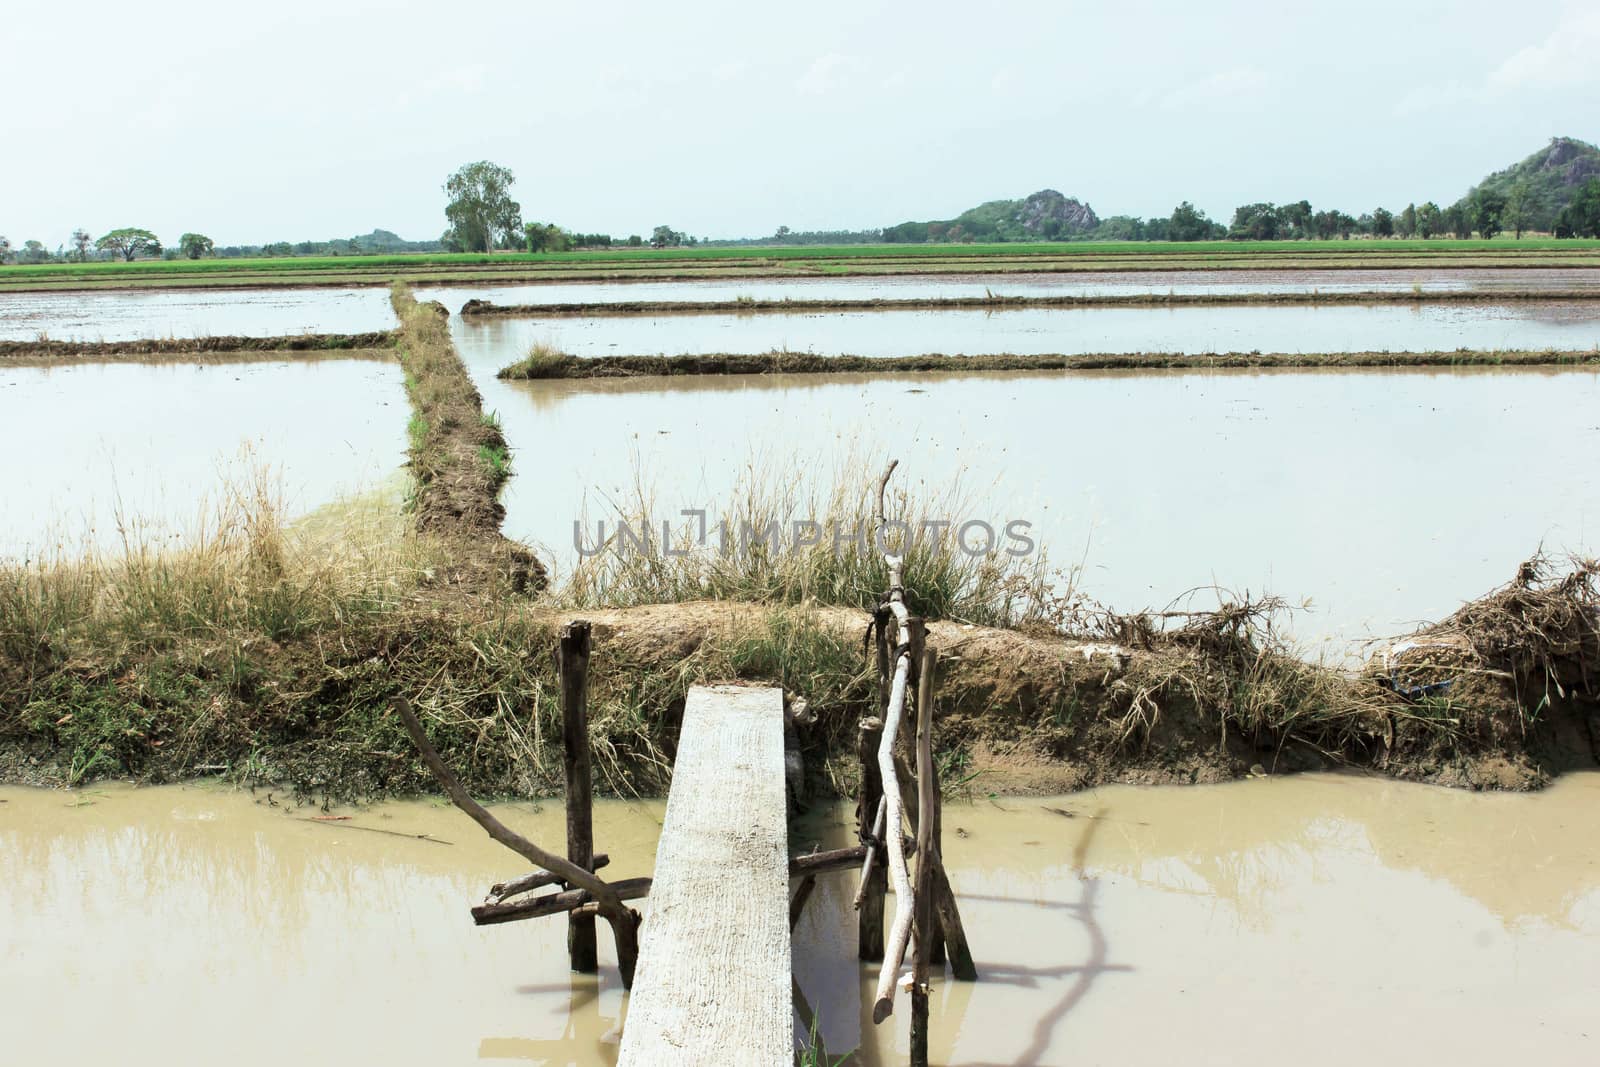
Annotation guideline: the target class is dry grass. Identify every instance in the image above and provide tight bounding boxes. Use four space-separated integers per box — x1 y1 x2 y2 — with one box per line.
554 456 1072 628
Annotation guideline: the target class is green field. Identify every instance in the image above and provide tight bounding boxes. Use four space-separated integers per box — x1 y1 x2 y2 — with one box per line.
5 236 1600 292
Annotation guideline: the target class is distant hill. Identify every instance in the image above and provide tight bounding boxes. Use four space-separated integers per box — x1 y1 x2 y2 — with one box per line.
883 189 1099 243
1468 137 1600 231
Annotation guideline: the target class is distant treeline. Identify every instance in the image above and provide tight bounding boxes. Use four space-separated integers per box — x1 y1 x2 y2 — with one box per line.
0 228 447 265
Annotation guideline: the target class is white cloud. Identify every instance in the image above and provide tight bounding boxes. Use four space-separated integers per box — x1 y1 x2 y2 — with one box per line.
795 53 863 95
421 65 488 95
1489 9 1600 91
1159 68 1269 111
1393 80 1482 118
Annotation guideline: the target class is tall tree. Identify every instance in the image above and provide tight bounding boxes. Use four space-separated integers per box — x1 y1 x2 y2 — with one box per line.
1415 202 1441 239
1503 182 1531 240
442 161 522 253
650 225 684 248
0 236 11 263
179 233 214 259
1396 203 1417 238
1555 178 1600 238
1167 201 1216 242
1372 207 1394 237
95 227 162 261
1472 190 1506 240
1279 200 1313 239
70 228 92 262
1228 202 1281 240
524 222 572 253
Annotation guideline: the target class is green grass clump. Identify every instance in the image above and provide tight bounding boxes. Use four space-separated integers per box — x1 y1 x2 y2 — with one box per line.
477 443 512 481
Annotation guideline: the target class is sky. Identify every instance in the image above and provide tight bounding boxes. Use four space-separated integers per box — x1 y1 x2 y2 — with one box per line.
3 0 1598 248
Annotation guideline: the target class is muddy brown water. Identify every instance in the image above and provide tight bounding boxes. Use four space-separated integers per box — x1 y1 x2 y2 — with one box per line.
453 301 1600 363
2 774 1595 1065
0 359 408 559
480 365 1600 653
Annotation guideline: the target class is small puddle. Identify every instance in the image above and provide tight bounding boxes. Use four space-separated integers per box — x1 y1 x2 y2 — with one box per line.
2 773 1596 1064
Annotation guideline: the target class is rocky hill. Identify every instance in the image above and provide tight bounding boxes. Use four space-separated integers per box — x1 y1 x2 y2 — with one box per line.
1469 137 1600 231
883 189 1099 243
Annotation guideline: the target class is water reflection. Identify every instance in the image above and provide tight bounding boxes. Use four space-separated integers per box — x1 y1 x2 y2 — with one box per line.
3 774 1598 1065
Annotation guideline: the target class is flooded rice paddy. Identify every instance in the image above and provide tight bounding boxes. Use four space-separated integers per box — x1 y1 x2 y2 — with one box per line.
453 301 1600 361
3 773 1596 1065
420 266 1600 308
0 359 407 559
479 366 1600 652
0 286 395 342
7 268 1600 342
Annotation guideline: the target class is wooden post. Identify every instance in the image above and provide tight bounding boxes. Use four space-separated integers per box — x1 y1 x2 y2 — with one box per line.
857 715 886 961
605 907 642 990
909 646 937 1066
559 620 597 974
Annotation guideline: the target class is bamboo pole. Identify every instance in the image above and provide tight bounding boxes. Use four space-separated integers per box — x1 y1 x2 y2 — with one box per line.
559 620 598 973
910 646 938 1065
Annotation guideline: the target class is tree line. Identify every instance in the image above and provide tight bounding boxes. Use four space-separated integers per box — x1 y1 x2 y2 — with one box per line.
0 227 455 264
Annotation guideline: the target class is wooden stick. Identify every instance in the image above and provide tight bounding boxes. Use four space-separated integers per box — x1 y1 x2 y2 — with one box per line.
485 854 611 905
853 797 887 910
871 645 914 1024
790 846 870 877
559 620 598 973
472 877 653 925
392 697 623 911
931 864 977 981
857 714 886 961
910 646 938 1066
604 907 643 990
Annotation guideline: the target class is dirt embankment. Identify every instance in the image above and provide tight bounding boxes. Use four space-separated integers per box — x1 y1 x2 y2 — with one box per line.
561 577 1600 796
4 560 1595 802
390 286 545 594
0 332 399 364
461 289 1600 320
498 348 1600 380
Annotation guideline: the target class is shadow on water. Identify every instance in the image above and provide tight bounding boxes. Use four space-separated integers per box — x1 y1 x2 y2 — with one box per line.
956 809 1133 1067
481 972 622 1064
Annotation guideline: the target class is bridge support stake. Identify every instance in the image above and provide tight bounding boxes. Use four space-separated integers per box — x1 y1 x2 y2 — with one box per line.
559 620 598 974
910 645 937 1067
858 609 890 962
